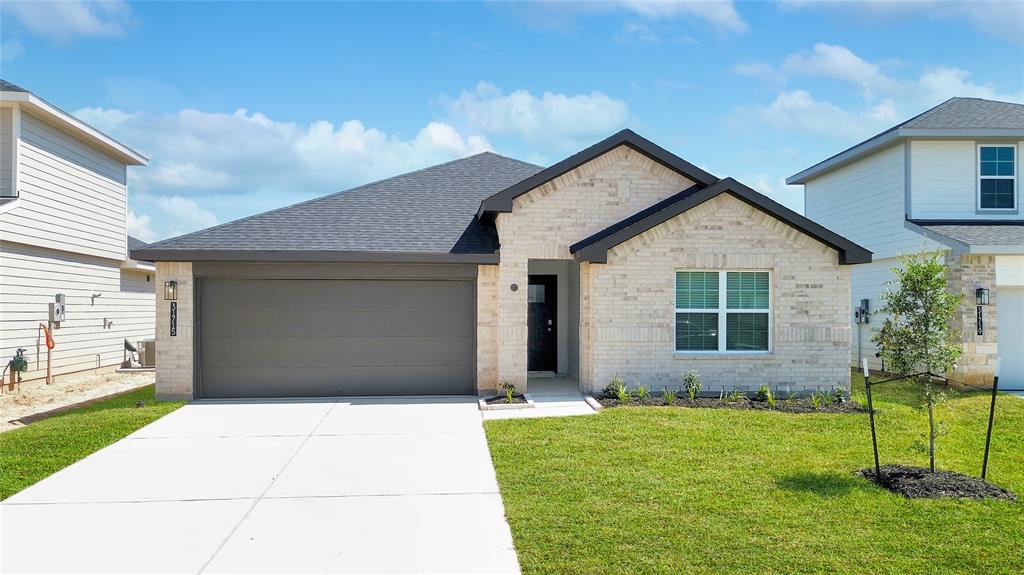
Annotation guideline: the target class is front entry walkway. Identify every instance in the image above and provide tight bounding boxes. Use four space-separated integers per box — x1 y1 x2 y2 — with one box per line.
1 397 519 574
483 376 597 421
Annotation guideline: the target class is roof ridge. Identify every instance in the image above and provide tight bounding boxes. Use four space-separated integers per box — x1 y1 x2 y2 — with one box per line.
479 150 545 170
140 151 535 250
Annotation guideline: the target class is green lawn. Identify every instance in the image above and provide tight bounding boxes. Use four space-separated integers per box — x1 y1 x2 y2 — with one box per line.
485 376 1024 575
0 385 184 500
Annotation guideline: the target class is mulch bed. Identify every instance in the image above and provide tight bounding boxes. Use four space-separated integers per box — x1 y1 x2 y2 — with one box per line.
860 464 1017 501
485 394 529 405
598 395 866 414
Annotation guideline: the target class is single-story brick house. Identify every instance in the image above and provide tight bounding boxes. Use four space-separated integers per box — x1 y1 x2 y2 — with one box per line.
134 130 871 401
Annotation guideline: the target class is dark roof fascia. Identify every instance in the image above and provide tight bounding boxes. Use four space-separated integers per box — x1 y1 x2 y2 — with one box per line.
477 129 719 220
130 249 500 265
908 219 1024 226
572 177 872 265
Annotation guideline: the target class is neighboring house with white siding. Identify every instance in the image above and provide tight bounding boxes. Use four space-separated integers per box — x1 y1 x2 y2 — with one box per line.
790 97 1024 390
0 79 154 383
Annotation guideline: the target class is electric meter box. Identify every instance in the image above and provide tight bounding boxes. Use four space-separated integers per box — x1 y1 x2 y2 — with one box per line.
49 293 66 324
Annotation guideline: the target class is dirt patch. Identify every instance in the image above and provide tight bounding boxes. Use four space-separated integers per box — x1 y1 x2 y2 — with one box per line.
598 395 866 414
485 394 529 405
0 370 155 432
860 465 1016 501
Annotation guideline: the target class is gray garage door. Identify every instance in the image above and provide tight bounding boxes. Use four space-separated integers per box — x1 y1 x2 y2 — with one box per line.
198 278 475 398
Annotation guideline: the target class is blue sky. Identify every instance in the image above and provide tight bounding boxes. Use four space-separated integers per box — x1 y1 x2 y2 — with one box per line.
1 1 1022 241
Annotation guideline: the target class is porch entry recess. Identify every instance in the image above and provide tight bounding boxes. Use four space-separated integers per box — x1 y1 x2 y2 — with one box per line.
527 274 558 371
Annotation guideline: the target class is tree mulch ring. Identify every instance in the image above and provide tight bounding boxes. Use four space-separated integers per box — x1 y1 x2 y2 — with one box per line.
485 394 528 405
860 465 1017 501
598 395 866 414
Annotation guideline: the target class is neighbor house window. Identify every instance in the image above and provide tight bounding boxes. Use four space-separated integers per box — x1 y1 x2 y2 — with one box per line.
978 145 1016 210
675 271 770 353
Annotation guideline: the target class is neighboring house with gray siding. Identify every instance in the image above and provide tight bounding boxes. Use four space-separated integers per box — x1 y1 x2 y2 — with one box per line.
136 130 870 401
0 80 154 382
791 97 1024 390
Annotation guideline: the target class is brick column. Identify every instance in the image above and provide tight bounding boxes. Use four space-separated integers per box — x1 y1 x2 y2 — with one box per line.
155 262 194 401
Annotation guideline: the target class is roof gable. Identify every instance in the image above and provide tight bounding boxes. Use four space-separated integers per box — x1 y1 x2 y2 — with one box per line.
788 97 1024 185
571 177 871 265
477 129 718 219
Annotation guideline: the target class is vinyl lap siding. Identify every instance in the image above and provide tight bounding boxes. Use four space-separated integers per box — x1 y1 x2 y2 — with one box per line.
0 241 155 381
804 143 937 260
0 107 12 196
0 110 127 261
910 140 1024 220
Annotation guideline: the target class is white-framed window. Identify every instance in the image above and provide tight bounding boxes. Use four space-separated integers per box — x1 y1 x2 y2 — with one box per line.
674 270 771 353
978 144 1016 210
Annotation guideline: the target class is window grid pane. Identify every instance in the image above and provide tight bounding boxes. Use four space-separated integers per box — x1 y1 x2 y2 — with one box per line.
726 313 769 351
676 271 719 309
726 272 769 309
676 312 718 351
980 179 1015 209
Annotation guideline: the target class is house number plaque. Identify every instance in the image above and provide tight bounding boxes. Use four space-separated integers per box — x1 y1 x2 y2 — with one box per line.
976 305 983 336
170 301 178 337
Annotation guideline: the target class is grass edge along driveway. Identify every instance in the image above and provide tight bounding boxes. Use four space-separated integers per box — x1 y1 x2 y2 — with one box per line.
1 385 184 500
485 376 1024 575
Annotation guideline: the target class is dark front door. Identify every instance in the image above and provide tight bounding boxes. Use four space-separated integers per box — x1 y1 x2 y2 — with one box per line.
527 274 557 371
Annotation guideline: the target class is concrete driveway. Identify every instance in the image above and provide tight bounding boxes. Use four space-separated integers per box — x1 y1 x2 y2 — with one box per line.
1 396 519 574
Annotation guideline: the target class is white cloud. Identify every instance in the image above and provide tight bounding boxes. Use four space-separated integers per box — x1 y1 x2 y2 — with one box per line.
733 90 900 140
732 44 1024 140
3 0 133 42
75 106 493 201
444 82 630 148
1 39 25 62
126 210 156 242
74 81 636 240
620 0 748 33
155 196 218 235
778 0 1024 46
781 43 900 99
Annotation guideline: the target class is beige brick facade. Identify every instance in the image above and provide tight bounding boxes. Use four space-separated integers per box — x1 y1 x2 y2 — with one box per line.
489 145 695 390
946 253 999 386
476 264 500 394
154 261 194 401
582 194 851 395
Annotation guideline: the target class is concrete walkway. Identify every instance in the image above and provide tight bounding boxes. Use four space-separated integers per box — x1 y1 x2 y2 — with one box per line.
483 376 597 421
1 397 519 574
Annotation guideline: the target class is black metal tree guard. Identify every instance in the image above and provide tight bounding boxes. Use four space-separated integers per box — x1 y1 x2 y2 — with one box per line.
861 359 1002 482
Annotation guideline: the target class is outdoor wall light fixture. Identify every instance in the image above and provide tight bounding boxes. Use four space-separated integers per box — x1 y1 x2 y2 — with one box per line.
976 287 990 306
164 280 178 301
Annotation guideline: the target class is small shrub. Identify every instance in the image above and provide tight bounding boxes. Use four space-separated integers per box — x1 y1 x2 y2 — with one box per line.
832 386 846 404
725 389 744 403
810 392 825 410
501 381 516 403
663 387 676 406
682 370 702 402
617 384 631 404
602 375 627 399
756 385 776 408
636 384 650 400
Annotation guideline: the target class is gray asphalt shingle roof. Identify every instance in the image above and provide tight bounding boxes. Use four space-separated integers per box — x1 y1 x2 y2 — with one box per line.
915 222 1024 246
903 98 1024 130
0 79 29 93
134 152 543 261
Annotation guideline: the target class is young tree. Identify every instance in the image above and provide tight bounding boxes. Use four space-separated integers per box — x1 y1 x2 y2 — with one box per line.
872 251 962 473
